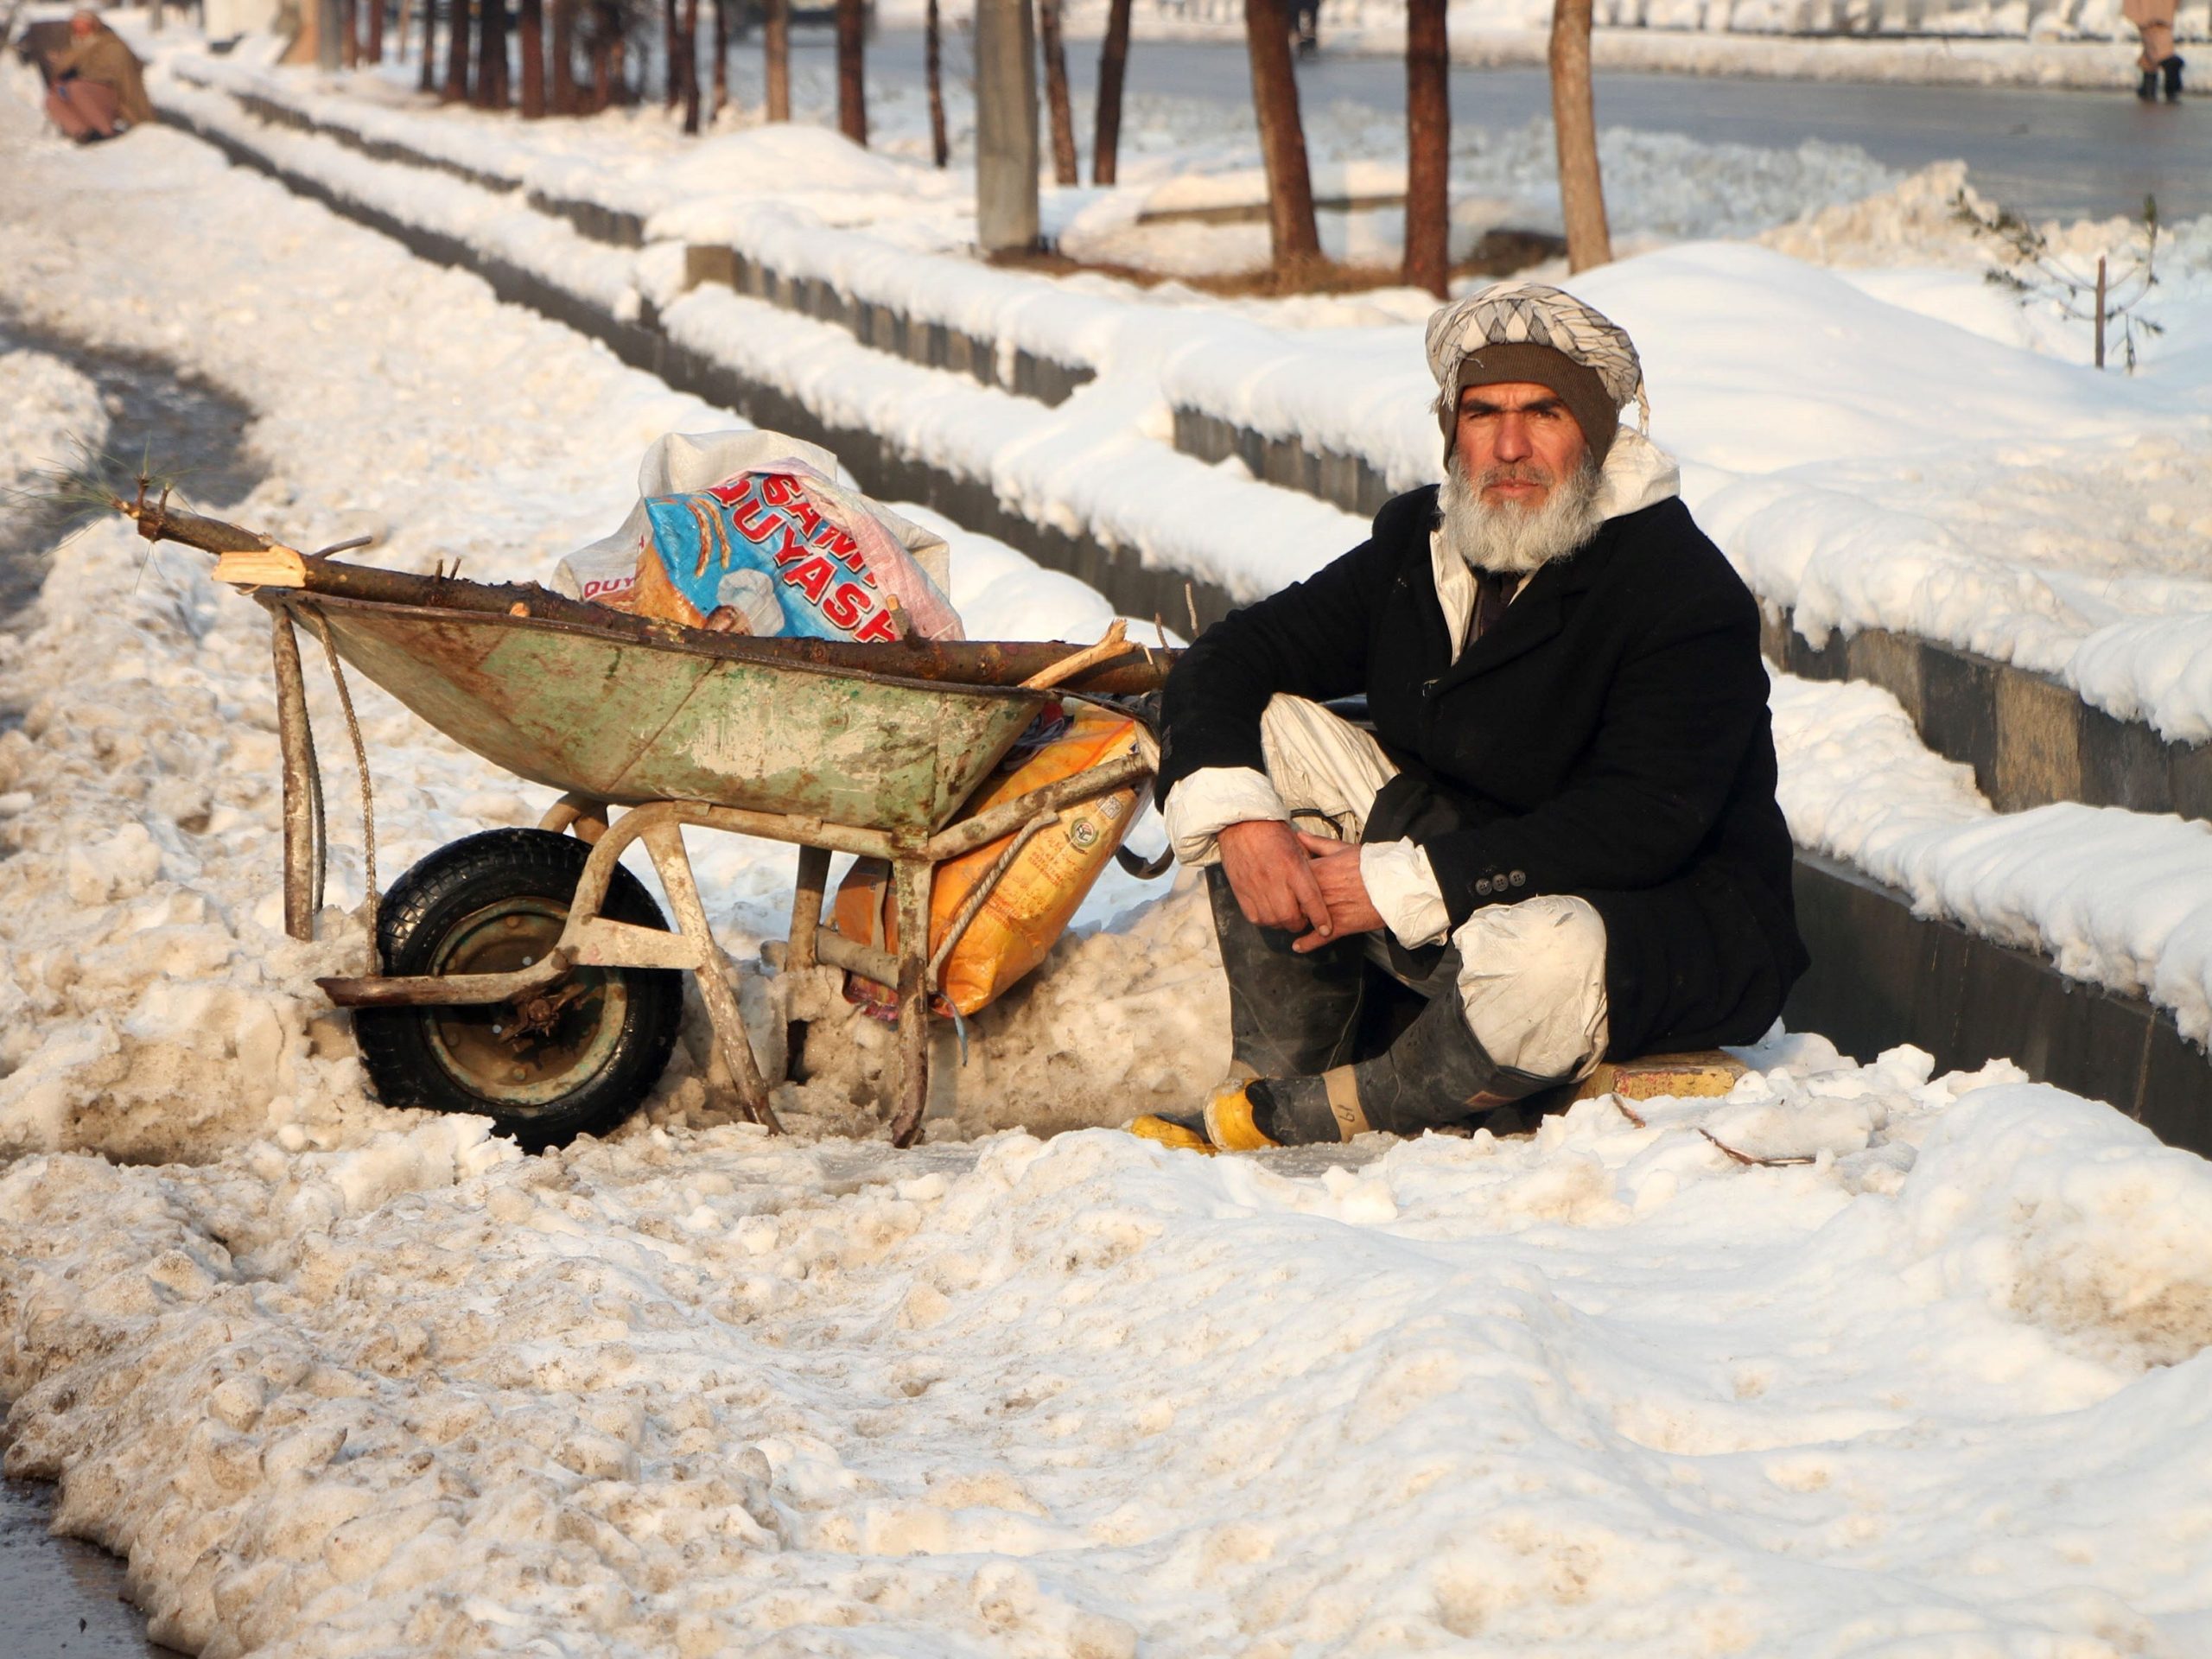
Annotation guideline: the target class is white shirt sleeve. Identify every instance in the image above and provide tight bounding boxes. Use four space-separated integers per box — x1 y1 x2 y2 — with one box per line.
1160 767 1290 866
1359 838 1452 949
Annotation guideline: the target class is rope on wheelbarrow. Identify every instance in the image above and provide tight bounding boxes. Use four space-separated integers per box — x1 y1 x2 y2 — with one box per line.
303 607 379 956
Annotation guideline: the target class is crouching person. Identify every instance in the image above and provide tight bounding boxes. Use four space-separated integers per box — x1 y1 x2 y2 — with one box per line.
1138 283 1808 1152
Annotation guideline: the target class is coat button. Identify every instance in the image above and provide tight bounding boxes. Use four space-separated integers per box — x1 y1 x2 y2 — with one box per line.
1510 871 1527 887
1476 878 1492 895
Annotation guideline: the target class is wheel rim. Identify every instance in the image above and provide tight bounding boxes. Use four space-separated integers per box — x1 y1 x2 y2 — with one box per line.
424 897 629 1110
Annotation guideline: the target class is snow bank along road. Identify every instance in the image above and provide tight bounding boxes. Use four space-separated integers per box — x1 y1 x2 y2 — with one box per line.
8 49 2212 1659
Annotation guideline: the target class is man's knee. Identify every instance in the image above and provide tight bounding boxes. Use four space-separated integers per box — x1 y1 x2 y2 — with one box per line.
1449 895 1609 1079
1255 694 1396 838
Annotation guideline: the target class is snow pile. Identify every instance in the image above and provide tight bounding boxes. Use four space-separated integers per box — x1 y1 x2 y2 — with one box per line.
1771 672 2212 1040
8 1048 2212 1655
0 347 107 490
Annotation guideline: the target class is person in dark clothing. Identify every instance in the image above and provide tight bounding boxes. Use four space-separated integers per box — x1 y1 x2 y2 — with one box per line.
1132 282 1807 1152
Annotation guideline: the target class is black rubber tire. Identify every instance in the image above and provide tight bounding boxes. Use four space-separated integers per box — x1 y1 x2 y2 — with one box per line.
353 829 683 1150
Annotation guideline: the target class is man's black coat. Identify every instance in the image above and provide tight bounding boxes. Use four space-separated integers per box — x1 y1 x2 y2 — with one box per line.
1158 485 1808 1060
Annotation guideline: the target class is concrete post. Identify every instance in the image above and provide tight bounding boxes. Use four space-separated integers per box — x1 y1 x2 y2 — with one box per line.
974 0 1039 255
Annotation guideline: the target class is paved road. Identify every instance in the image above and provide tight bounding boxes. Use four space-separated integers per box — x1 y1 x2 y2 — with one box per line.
848 29 2202 222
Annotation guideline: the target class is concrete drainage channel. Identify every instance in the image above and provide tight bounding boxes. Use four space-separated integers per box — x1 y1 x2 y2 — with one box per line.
156 88 2212 1149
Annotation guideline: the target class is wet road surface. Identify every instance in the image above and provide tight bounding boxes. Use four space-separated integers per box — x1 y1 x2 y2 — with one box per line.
849 29 2202 223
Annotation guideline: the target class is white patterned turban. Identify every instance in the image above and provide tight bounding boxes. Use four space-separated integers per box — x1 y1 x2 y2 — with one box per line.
1425 283 1648 462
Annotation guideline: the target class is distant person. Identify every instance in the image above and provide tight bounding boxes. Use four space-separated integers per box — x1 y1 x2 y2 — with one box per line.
2124 0 2183 101
43 10 155 143
1292 0 1319 59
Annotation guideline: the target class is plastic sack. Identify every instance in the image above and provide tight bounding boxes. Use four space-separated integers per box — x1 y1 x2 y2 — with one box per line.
553 429 962 642
831 707 1150 1017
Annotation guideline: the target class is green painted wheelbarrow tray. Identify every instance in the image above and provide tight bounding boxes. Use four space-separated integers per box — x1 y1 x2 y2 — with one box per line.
211 543 1178 1147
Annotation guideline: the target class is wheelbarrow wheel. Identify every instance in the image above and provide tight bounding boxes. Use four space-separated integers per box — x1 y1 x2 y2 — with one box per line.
353 829 683 1151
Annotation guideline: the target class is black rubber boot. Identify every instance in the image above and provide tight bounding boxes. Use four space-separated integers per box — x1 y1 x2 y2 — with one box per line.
2139 67 2161 100
1247 982 1563 1145
2164 54 2185 101
1206 864 1366 1079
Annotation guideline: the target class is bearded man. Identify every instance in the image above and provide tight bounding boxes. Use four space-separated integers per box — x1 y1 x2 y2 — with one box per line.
1138 283 1807 1152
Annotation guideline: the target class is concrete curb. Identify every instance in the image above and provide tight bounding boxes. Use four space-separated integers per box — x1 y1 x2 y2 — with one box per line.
1790 854 2209 1153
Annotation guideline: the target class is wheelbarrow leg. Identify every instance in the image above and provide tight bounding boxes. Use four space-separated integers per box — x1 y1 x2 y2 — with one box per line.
271 607 322 942
640 822 781 1134
788 845 831 970
887 855 934 1148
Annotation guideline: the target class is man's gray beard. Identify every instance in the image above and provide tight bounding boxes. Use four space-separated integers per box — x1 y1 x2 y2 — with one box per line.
1437 454 1605 576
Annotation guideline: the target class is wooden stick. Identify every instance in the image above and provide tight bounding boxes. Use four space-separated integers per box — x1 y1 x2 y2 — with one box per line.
1021 619 1128 690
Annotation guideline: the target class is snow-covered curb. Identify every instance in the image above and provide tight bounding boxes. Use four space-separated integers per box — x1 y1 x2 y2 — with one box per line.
1773 673 2212 1045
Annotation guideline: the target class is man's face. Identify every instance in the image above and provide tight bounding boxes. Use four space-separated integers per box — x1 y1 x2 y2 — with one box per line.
1452 381 1590 513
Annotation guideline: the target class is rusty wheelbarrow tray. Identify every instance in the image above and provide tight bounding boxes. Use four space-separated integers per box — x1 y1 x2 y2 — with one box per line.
229 550 1176 1147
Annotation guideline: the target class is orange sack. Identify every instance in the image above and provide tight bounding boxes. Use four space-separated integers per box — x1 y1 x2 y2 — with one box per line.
830 708 1151 1017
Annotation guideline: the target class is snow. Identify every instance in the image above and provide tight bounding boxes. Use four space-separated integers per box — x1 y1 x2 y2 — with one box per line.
10 1050 2212 1656
9 37 2212 1659
0 350 108 490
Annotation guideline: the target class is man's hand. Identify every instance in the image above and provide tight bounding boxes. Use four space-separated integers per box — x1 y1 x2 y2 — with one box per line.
1292 831 1385 952
1216 822 1389 953
1217 819 1333 942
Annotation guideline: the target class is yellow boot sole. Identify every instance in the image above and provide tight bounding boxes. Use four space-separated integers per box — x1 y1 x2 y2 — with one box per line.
1126 1114 1217 1154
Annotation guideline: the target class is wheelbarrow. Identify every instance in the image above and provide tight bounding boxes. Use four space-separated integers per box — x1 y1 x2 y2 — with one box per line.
169 518 1178 1149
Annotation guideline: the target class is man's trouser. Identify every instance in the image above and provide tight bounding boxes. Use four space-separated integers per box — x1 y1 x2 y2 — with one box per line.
1193 695 1609 1085
47 80 121 140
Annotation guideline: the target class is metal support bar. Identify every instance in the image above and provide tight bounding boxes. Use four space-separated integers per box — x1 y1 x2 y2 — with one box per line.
887 857 936 1147
643 821 779 1131
321 948 571 1008
539 791 611 844
272 609 321 941
789 845 832 970
923 752 1152 861
815 929 901 992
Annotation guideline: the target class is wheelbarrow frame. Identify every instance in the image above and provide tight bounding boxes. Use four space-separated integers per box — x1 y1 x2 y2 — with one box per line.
249 574 1167 1147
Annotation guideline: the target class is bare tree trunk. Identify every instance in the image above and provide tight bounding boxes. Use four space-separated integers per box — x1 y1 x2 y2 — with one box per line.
836 0 866 144
420 0 439 89
609 24 628 103
710 0 728 118
1243 0 1321 279
340 0 359 67
443 0 471 100
679 0 702 131
1403 0 1449 297
1038 0 1078 185
662 0 679 107
366 0 385 61
925 0 949 167
518 0 544 114
1549 0 1611 271
591 19 613 108
550 0 577 111
764 0 790 119
477 0 506 107
1091 0 1131 184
